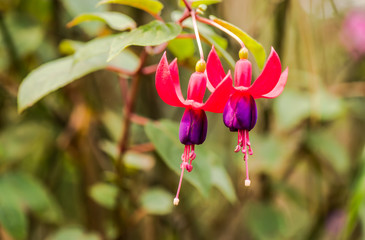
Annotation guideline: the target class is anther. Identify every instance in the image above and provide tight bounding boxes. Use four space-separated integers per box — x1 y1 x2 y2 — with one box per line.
189 151 196 160
245 179 251 187
248 147 253 155
186 164 193 172
242 147 247 154
234 145 241 152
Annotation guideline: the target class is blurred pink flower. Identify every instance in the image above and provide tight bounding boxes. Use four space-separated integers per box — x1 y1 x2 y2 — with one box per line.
342 10 365 59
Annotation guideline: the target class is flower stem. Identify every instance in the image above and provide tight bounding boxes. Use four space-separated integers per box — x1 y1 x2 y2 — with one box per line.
182 0 192 12
191 11 204 60
196 16 245 48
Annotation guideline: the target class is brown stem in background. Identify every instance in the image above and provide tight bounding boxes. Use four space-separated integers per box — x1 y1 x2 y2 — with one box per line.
117 50 147 162
118 76 129 105
114 50 147 239
128 143 155 153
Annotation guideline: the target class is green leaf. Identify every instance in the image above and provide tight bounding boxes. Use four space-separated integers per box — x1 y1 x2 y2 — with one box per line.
274 89 310 130
98 0 163 16
140 188 174 215
211 166 237 203
0 13 44 65
344 148 365 238
243 202 286 240
0 178 27 240
249 134 290 172
306 130 349 173
0 122 54 166
62 0 107 36
0 203 27 240
274 88 344 130
99 140 156 171
167 38 195 60
108 21 181 61
89 183 119 209
178 0 221 8
210 16 266 69
124 152 156 171
3 172 62 223
47 227 101 240
67 12 136 31
18 34 140 112
145 120 211 197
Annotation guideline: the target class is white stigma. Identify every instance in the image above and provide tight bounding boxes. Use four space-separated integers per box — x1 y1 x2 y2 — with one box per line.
173 198 180 206
245 179 251 187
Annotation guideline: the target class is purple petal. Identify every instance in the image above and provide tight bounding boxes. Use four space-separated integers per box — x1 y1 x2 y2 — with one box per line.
179 109 208 145
223 93 257 131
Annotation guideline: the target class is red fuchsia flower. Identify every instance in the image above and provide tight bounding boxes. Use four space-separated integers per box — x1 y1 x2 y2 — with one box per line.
206 46 288 187
155 50 232 205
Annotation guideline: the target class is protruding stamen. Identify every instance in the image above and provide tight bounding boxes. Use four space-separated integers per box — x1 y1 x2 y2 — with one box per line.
245 179 251 186
235 130 243 152
245 130 253 155
174 166 185 206
248 147 253 155
241 130 247 153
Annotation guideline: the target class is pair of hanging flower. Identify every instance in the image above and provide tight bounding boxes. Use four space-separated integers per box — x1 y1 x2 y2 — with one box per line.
155 45 288 205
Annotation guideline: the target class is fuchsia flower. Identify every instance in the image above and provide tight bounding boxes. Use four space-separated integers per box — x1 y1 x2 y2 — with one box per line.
155 50 232 205
206 46 288 186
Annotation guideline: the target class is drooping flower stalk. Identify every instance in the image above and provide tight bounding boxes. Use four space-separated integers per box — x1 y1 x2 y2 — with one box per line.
191 11 204 60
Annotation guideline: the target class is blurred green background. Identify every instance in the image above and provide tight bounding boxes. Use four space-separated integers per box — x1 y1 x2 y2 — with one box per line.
0 0 365 239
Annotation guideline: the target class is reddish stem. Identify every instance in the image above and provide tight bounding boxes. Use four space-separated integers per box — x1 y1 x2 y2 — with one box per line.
177 33 196 39
141 64 158 75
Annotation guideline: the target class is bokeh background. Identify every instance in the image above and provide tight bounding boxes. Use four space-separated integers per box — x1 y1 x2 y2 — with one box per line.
0 0 365 239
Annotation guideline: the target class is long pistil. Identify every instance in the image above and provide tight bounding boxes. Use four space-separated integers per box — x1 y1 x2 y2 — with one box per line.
174 145 195 206
235 130 253 187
